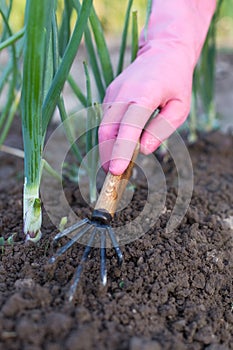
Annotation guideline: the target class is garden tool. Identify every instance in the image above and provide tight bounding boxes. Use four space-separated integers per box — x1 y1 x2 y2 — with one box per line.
50 143 139 301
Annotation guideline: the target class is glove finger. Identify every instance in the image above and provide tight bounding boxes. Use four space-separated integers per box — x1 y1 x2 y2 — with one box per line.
109 104 153 175
98 103 129 172
140 99 189 155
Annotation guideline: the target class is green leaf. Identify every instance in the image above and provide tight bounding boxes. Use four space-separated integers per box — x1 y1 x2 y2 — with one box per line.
58 0 73 57
57 97 86 168
0 237 5 246
116 0 134 76
88 6 114 87
59 217 68 232
0 9 18 146
42 0 93 134
131 11 138 62
0 27 25 51
84 28 105 100
67 75 87 107
7 233 16 245
71 0 105 100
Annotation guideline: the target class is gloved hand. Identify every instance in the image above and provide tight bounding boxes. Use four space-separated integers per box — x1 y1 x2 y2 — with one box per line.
99 0 216 175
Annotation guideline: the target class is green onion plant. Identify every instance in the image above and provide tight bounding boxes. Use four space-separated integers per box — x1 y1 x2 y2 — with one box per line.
21 0 54 241
21 0 92 241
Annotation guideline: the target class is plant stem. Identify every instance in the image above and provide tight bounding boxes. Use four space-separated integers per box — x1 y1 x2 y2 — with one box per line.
84 61 92 154
57 96 86 169
0 145 24 158
41 159 62 182
84 61 97 203
88 7 114 87
0 145 62 181
0 27 25 51
67 75 87 107
116 0 133 76
0 90 20 146
21 0 54 241
23 185 42 242
0 9 18 139
189 91 198 143
58 0 73 57
131 11 138 62
42 0 93 134
189 69 198 143
145 0 152 40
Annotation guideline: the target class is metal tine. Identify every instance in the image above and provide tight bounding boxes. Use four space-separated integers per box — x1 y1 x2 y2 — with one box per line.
68 227 97 302
50 223 93 264
107 226 123 266
53 218 90 242
100 230 107 286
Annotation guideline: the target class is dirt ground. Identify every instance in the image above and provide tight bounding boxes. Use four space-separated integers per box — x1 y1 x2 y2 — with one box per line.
0 52 233 349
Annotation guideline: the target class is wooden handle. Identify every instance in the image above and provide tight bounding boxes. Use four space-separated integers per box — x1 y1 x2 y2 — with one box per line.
94 143 140 217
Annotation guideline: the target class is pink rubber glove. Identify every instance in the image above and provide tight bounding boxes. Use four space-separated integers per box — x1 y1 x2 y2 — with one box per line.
99 0 216 175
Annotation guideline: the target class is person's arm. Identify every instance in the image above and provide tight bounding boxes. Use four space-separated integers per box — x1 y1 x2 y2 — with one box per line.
99 0 216 175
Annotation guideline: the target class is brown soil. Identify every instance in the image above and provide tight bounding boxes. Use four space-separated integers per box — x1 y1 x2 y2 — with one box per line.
0 117 233 350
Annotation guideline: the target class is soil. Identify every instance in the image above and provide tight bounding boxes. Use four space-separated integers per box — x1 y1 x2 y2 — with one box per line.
0 8 232 342
0 116 232 350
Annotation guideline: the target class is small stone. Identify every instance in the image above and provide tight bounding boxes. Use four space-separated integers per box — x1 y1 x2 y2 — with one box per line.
65 327 94 350
192 273 206 289
46 312 72 337
15 278 35 290
137 256 144 266
194 326 216 344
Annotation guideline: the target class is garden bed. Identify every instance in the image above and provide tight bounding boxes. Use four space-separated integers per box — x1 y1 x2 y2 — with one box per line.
0 117 232 350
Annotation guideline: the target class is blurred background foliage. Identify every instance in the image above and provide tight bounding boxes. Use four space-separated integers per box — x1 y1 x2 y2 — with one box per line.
216 0 233 48
3 0 233 49
3 0 146 36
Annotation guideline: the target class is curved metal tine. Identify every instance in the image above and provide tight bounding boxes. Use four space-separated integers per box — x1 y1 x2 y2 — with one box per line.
53 218 89 242
100 230 107 286
50 223 93 264
68 228 97 302
107 226 123 266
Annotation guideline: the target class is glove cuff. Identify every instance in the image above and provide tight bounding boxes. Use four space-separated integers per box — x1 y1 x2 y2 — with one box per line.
139 0 216 65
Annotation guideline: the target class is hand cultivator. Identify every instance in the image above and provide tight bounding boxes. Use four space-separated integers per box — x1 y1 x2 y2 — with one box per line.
50 145 139 301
